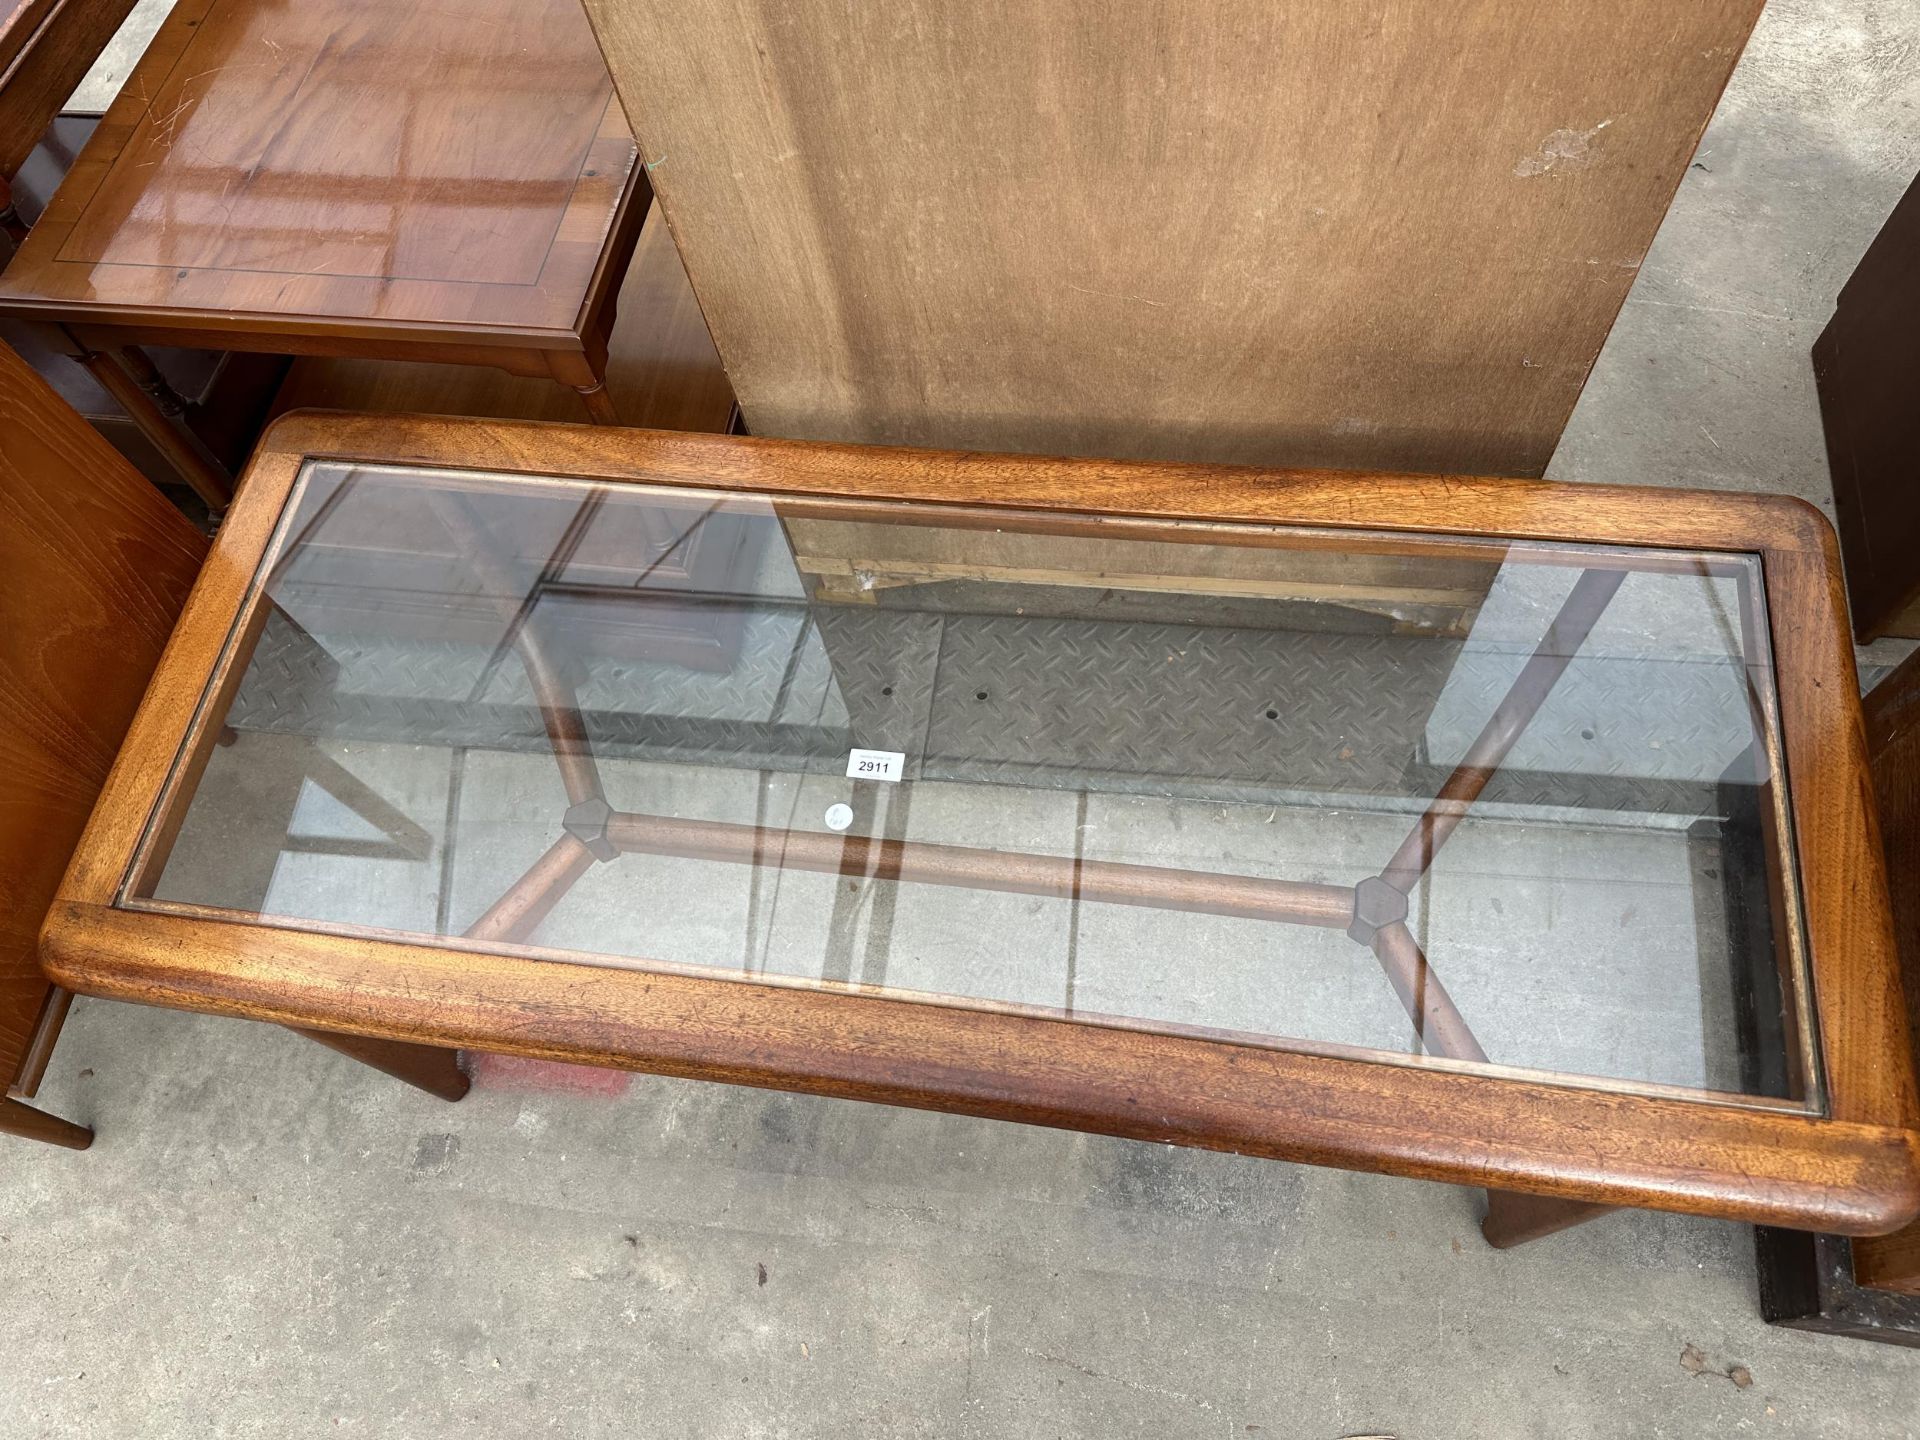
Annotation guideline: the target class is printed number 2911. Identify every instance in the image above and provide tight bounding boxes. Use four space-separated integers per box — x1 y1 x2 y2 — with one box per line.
846 748 905 782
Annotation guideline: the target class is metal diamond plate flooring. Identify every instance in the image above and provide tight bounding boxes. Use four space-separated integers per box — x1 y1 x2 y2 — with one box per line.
228 600 1760 819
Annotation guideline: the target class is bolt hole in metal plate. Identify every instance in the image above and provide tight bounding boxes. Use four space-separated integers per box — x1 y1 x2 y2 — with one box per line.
121 460 1818 1111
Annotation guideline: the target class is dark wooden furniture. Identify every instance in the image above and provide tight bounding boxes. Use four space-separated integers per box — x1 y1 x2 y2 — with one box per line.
580 0 1762 476
40 411 1920 1240
1817 171 1920 640
1756 1228 1920 1347
0 334 202 1147
1858 649 1920 1294
0 0 650 512
1757 647 1920 1339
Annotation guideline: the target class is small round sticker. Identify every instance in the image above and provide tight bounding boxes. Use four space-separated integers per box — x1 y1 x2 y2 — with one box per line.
824 803 854 832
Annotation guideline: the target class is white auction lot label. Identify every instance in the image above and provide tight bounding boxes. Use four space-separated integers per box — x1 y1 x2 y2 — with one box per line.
845 748 906 782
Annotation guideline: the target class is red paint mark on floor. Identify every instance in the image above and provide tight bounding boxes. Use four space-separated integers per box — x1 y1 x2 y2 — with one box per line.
467 1052 632 1098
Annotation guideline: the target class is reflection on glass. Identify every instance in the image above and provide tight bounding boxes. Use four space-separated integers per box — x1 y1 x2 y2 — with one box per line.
126 461 1818 1109
49 0 615 292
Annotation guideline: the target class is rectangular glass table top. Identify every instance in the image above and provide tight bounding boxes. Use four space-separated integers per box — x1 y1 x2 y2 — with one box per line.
125 461 1819 1110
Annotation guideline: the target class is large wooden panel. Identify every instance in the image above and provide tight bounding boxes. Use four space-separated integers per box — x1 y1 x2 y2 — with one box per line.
582 0 1762 475
0 338 203 1096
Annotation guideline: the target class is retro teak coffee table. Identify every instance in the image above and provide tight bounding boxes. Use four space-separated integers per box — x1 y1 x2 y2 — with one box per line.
43 413 1920 1247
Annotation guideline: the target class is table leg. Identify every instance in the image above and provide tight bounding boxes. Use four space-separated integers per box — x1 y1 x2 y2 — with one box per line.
1346 568 1630 1249
1365 920 1487 1064
575 378 620 425
13 985 76 1098
548 349 620 425
422 491 608 809
1357 922 1616 1248
0 177 24 247
293 1027 471 1101
0 1097 93 1150
1482 1189 1617 1248
464 832 599 944
1379 567 1627 892
70 341 235 512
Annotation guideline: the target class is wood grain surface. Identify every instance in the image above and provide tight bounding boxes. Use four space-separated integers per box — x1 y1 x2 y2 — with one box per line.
270 202 735 434
0 0 139 180
0 0 641 353
581 0 1762 475
1854 648 1920 1293
39 898 1920 1232
0 337 203 1096
41 412 1919 1228
0 0 56 72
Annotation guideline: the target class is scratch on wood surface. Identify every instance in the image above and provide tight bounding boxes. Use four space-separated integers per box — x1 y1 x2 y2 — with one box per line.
1066 283 1168 309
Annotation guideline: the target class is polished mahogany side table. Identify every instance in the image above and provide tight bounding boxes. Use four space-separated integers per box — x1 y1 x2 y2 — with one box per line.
0 0 645 510
42 412 1920 1246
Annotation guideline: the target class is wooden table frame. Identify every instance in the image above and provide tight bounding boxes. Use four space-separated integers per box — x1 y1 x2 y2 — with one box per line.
0 0 650 512
40 412 1920 1242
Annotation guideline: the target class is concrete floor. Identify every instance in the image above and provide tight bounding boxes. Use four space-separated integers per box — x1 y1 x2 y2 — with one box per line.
9 0 1920 1437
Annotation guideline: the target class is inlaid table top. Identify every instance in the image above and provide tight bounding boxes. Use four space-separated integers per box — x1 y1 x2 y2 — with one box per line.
43 412 1920 1235
0 0 641 355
